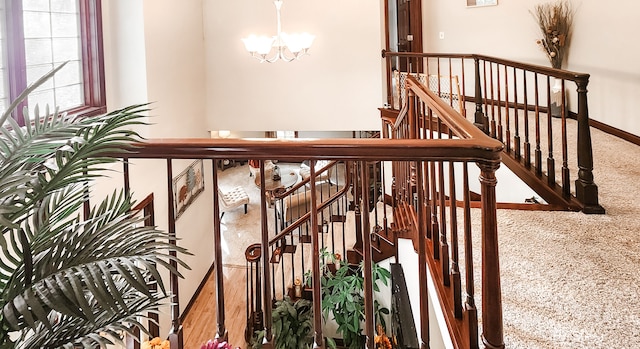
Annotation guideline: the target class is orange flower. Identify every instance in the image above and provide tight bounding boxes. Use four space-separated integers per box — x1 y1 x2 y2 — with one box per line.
374 325 392 349
142 337 170 349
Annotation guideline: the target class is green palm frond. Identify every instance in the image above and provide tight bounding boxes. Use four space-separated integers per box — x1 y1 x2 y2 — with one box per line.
0 64 189 348
15 280 169 349
0 63 67 127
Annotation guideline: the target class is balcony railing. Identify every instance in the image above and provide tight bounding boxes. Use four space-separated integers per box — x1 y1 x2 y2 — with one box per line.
381 51 604 214
101 72 503 349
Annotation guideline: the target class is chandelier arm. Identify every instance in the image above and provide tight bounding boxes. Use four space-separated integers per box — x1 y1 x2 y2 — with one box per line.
264 47 296 63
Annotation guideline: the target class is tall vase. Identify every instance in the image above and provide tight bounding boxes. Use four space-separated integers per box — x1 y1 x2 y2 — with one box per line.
550 77 564 118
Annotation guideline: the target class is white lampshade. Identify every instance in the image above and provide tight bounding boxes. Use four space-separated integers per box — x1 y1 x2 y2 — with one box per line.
242 35 275 55
281 32 301 53
298 32 315 50
282 32 314 53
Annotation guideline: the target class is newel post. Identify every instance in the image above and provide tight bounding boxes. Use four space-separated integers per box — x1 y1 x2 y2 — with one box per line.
478 160 504 349
473 56 488 133
574 78 605 214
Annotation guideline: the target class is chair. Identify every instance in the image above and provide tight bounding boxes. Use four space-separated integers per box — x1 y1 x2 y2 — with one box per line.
218 186 249 217
275 190 317 229
248 160 275 177
299 160 332 185
275 182 333 229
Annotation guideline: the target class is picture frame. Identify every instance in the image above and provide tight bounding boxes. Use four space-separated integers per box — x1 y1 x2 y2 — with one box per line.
467 0 497 7
173 159 205 220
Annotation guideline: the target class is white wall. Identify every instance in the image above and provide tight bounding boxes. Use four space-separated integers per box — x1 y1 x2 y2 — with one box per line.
142 0 208 138
102 0 213 336
423 0 640 137
102 0 149 116
204 0 383 132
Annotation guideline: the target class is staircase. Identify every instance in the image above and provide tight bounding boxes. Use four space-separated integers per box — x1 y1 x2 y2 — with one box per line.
113 56 505 348
238 74 504 349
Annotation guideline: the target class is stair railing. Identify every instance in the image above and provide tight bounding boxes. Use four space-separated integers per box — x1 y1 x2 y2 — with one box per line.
382 50 604 214
105 116 502 349
383 74 506 349
265 160 351 305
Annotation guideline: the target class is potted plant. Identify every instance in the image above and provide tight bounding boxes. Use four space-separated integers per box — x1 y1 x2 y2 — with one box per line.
253 296 314 349
311 249 390 349
0 64 188 347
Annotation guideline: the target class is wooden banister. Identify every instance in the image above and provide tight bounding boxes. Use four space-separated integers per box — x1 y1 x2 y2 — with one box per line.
382 50 604 214
115 77 502 348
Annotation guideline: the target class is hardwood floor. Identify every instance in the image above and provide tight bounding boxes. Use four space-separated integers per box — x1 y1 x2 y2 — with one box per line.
182 265 249 349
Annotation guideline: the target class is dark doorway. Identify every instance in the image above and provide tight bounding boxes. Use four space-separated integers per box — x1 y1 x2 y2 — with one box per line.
386 0 422 71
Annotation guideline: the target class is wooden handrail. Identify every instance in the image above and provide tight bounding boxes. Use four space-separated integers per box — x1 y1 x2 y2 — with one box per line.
392 100 409 131
382 50 589 82
404 75 489 141
105 135 502 162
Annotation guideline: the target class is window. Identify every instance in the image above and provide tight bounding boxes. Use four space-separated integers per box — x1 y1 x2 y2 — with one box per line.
1 0 105 125
276 131 297 139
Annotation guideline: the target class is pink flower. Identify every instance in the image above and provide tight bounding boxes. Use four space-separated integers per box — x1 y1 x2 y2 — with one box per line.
201 339 237 349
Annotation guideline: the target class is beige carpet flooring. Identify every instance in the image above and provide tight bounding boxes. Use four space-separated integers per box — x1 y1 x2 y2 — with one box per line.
214 125 640 348
495 124 640 348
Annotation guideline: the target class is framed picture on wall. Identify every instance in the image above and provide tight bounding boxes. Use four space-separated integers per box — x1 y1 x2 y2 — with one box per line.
173 159 205 220
467 0 497 7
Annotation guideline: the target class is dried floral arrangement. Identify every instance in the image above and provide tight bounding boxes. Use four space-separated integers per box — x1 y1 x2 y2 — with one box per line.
142 337 170 349
531 0 574 69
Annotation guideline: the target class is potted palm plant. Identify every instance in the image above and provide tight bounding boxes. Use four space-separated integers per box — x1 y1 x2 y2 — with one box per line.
0 64 188 348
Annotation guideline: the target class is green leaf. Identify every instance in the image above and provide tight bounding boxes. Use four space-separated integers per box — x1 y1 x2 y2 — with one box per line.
0 65 188 347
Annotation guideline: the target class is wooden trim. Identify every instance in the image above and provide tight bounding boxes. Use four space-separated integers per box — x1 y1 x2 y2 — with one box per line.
5 0 27 126
589 118 640 147
6 0 106 125
180 261 217 323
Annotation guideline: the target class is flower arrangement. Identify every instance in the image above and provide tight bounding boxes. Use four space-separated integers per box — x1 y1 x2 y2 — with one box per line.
141 337 170 349
201 338 236 349
374 324 392 349
531 0 574 69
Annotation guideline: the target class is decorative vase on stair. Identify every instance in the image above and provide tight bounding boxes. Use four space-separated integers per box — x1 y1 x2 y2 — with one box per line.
550 77 566 118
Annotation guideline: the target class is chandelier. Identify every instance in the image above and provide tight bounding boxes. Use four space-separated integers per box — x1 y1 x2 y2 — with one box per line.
241 0 315 63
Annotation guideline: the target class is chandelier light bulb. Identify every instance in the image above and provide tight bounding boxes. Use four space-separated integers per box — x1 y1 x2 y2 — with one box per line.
241 0 314 63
